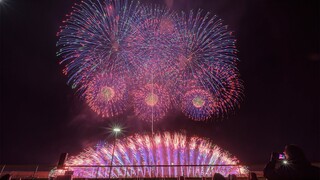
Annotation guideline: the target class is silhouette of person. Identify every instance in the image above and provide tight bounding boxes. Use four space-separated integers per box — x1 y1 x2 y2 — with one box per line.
213 173 226 180
228 174 237 179
248 172 258 180
264 144 320 180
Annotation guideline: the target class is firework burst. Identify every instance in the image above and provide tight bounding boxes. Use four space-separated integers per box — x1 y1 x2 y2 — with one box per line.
50 132 248 178
181 89 215 121
132 83 171 121
124 5 181 76
57 0 139 88
85 73 128 117
208 65 243 118
58 0 243 121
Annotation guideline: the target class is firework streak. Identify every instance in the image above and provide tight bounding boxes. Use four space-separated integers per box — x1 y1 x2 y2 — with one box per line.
50 132 248 178
57 0 243 121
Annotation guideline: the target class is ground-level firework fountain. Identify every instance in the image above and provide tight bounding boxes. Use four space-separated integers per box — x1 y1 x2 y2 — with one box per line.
50 132 248 178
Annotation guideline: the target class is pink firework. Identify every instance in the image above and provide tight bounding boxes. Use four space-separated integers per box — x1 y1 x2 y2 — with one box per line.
207 65 243 118
58 0 244 121
132 83 171 121
85 73 128 118
181 88 215 121
49 132 248 178
124 6 182 78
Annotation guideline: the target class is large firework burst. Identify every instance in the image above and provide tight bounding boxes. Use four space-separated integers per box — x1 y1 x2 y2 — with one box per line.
57 0 243 121
57 0 139 88
50 132 248 178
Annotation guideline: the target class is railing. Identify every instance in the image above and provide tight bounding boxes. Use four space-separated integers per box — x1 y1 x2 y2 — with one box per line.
0 164 55 179
0 164 252 179
51 164 247 178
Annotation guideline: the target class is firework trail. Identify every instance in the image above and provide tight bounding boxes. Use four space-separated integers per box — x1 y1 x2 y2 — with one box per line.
58 0 243 121
50 132 248 178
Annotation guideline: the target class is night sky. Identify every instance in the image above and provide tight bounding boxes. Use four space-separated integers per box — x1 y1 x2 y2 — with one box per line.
0 0 319 166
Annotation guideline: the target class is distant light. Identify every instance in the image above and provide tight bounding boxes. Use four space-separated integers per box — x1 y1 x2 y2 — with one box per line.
105 123 124 136
113 127 121 132
283 160 288 165
0 0 7 5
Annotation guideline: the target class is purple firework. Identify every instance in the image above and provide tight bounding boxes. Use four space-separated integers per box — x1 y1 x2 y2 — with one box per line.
57 0 140 89
49 132 248 178
124 5 181 81
132 83 171 121
182 88 215 121
85 73 128 118
171 10 243 120
58 0 243 121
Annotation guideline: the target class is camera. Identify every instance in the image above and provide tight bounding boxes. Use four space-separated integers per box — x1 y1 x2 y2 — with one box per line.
271 152 286 161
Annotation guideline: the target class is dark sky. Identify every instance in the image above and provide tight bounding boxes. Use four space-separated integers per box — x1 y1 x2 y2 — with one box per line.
0 0 319 166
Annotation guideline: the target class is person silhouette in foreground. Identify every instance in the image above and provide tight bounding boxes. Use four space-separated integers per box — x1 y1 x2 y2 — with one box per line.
213 173 226 180
264 144 320 180
248 172 258 180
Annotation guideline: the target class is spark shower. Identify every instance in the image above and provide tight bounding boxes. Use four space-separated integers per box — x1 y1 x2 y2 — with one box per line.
50 132 248 178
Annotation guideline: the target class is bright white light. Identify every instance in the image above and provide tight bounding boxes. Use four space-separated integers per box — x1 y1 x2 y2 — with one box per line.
113 128 121 132
283 160 288 165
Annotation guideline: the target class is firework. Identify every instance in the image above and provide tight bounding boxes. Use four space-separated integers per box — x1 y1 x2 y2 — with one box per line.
172 10 242 120
181 89 215 121
58 0 243 121
57 0 139 89
132 83 171 121
49 132 248 178
85 73 128 118
208 65 243 118
124 5 181 77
